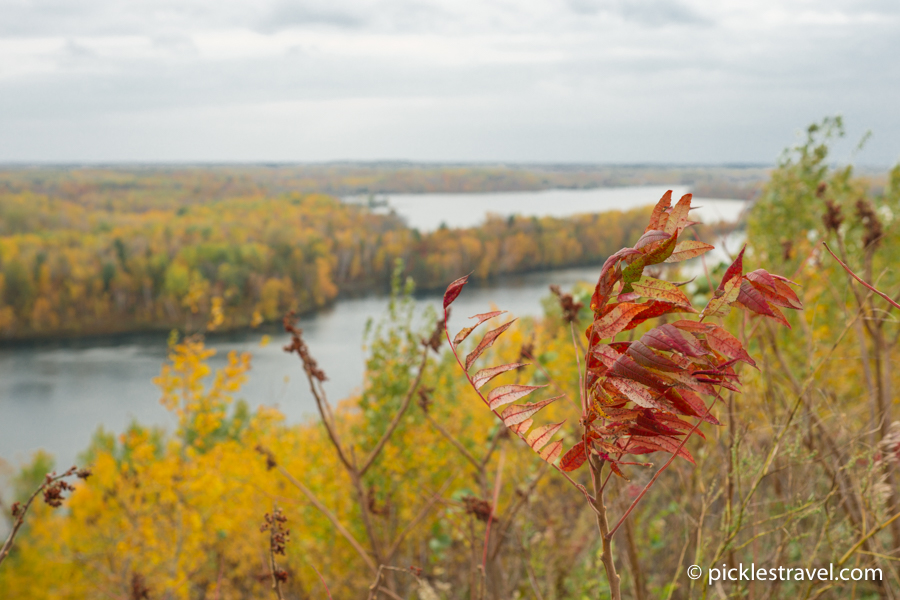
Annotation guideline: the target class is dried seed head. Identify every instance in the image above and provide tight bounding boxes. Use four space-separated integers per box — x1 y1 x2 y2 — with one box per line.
254 445 277 470
781 239 794 262
262 508 290 555
417 388 433 413
816 182 827 198
42 477 75 508
283 312 327 381
423 315 446 353
550 285 583 324
822 199 844 233
461 495 492 522
855 198 883 249
129 573 151 600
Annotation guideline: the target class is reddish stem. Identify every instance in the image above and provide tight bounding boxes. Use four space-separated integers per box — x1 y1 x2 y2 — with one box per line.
823 242 900 311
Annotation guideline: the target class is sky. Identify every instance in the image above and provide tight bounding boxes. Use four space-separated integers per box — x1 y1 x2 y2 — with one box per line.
1 0 898 164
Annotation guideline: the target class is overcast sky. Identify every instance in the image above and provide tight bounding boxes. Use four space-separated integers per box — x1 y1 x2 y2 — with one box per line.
1 0 898 164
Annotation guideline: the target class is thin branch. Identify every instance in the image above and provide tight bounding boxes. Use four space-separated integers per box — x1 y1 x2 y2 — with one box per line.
359 346 430 476
838 512 900 567
385 476 456 562
823 242 900 311
311 566 334 600
423 410 482 472
0 466 81 567
482 446 505 569
607 392 721 540
273 463 378 574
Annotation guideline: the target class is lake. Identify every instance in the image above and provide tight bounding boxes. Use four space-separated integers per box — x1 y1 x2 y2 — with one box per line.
0 187 748 475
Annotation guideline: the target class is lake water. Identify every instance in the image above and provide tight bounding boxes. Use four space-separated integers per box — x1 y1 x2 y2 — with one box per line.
0 187 748 476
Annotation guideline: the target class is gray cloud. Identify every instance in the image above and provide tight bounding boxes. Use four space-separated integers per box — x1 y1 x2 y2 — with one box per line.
0 0 898 164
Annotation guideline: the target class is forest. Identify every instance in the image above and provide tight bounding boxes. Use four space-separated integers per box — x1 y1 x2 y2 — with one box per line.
2 119 900 600
0 165 742 340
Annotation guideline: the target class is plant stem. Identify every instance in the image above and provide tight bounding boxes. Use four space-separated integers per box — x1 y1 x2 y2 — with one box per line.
590 457 621 600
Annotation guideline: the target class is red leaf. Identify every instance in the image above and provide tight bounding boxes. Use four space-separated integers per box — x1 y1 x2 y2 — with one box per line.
701 276 741 319
634 229 671 250
453 311 507 347
526 421 565 452
591 303 650 340
559 441 588 472
736 279 775 317
641 324 708 358
500 395 562 426
664 389 719 424
591 248 639 310
702 324 757 368
539 440 564 463
654 412 706 439
645 190 674 233
606 378 667 410
511 418 532 435
631 277 693 308
664 194 693 235
664 240 715 263
472 362 528 389
444 275 469 309
621 233 679 291
625 435 695 464
627 340 682 372
717 245 745 292
623 301 697 331
608 354 671 392
465 320 517 370
487 384 546 411
746 270 803 310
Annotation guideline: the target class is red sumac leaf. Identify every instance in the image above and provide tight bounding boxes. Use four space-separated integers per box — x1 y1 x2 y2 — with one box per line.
623 300 697 331
627 340 682 372
701 276 740 319
702 324 757 368
526 421 564 452
465 319 517 370
746 270 803 310
736 279 775 317
559 441 588 472
625 435 695 464
654 412 706 439
472 362 528 389
511 418 533 435
444 275 469 309
717 245 745 292
631 277 692 308
487 384 546 411
453 311 507 347
664 389 719 424
645 190 674 233
500 395 562 426
606 378 667 410
621 233 679 291
664 240 715 263
663 194 693 235
634 229 671 250
591 303 649 340
608 354 671 392
642 324 708 358
539 440 563 463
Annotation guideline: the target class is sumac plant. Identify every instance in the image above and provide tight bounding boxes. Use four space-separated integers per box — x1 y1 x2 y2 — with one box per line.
442 191 802 599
